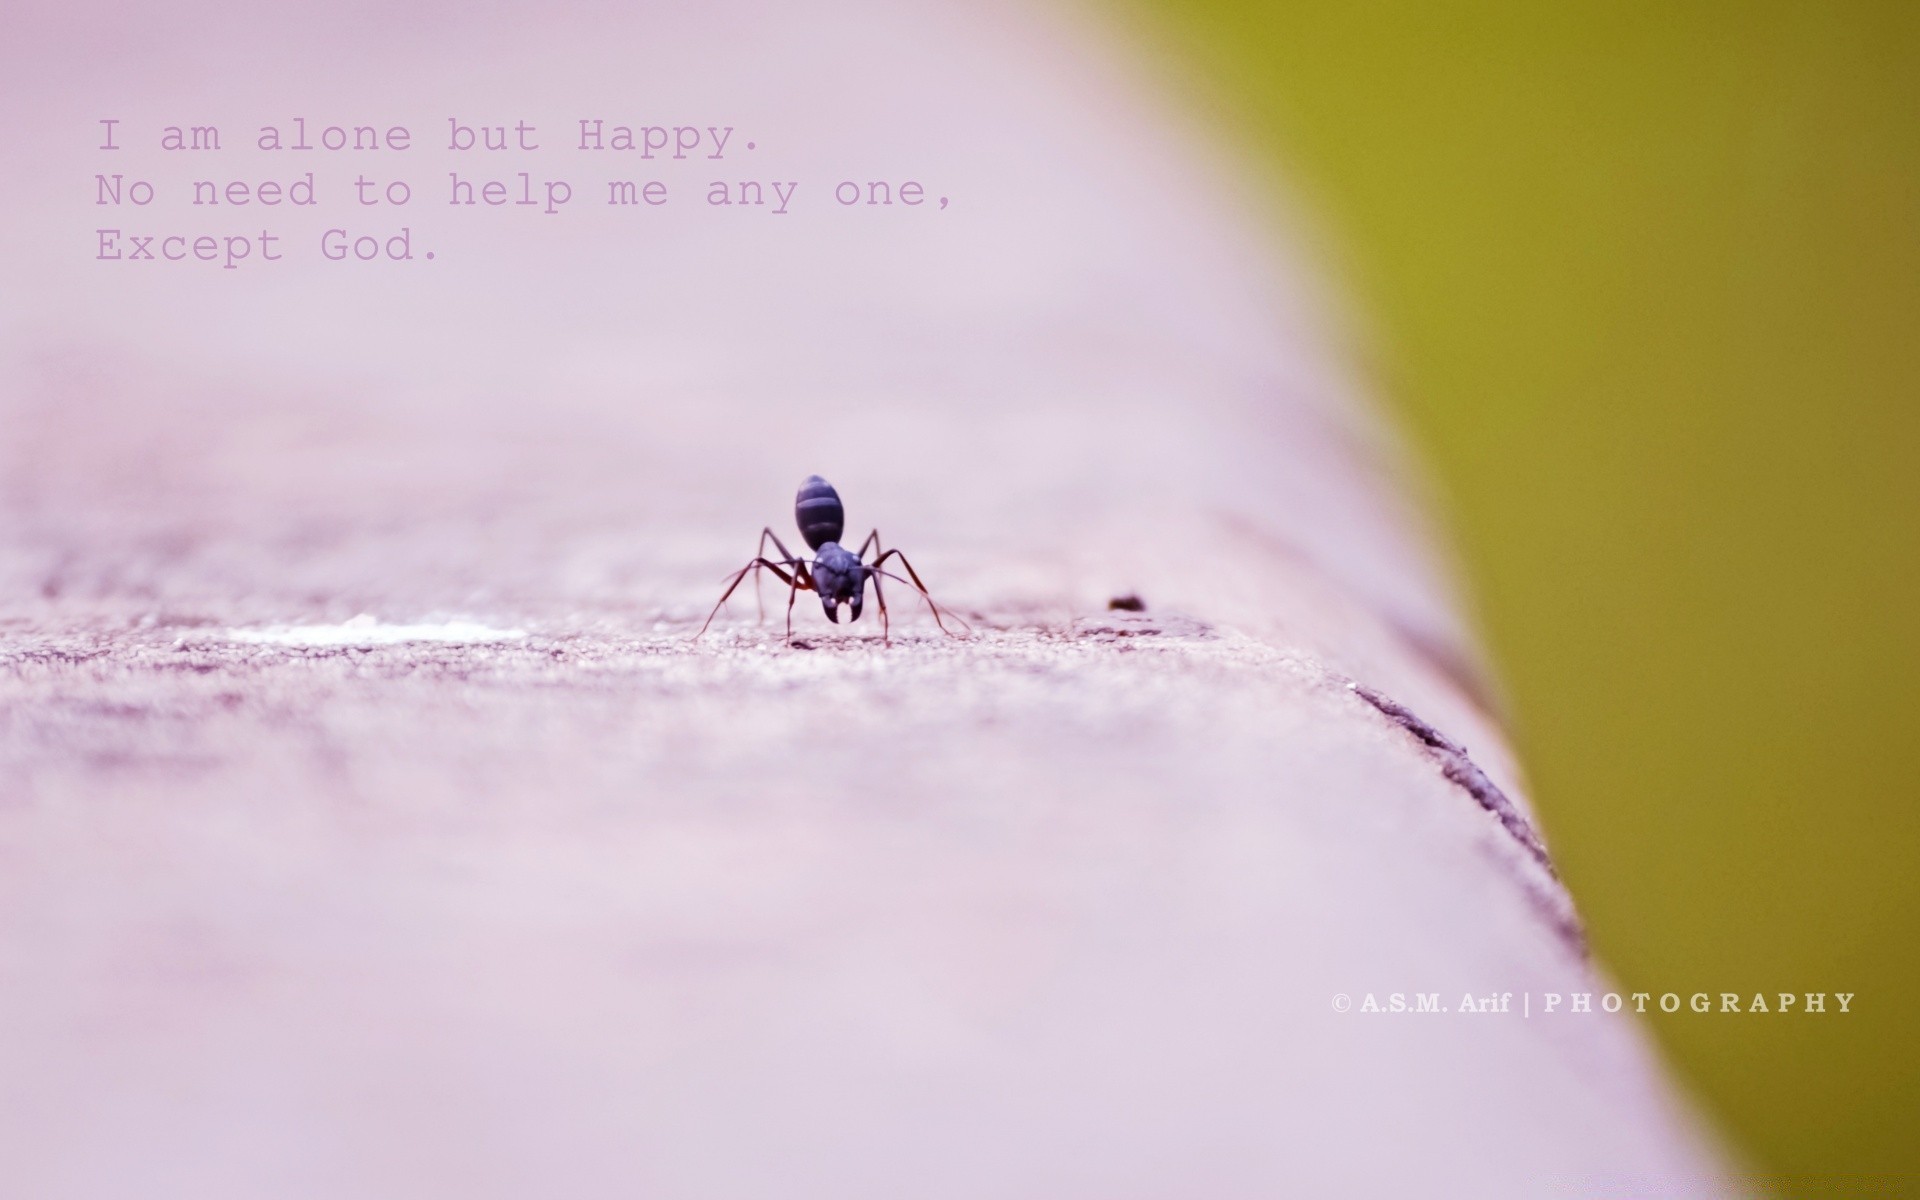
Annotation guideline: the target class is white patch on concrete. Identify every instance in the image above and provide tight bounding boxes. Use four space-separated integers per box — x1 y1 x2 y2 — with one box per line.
226 614 528 647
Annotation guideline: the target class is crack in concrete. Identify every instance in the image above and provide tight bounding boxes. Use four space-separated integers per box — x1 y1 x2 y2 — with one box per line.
1345 679 1587 956
1346 681 1553 873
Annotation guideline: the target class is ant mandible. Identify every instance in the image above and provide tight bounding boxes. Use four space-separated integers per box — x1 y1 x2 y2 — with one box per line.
696 475 966 644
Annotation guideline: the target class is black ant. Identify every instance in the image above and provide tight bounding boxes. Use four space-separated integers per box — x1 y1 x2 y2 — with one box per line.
697 475 966 644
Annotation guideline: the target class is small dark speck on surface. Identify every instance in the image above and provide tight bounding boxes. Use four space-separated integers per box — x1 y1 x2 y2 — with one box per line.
1107 594 1146 611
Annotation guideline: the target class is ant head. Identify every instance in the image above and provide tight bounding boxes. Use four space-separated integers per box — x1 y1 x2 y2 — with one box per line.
812 547 866 624
795 475 844 551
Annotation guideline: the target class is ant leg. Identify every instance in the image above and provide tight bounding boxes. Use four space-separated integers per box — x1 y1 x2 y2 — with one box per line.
857 532 912 644
762 528 803 563
701 556 800 636
698 557 803 638
867 567 891 644
752 527 805 623
784 561 815 645
868 550 970 636
870 566 965 635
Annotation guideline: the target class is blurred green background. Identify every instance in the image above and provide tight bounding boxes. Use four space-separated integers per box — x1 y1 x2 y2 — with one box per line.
1124 0 1919 1184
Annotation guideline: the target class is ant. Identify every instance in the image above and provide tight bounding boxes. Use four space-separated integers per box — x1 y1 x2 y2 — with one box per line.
697 475 967 644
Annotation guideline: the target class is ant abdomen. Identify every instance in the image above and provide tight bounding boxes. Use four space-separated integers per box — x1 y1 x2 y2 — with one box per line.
795 475 845 550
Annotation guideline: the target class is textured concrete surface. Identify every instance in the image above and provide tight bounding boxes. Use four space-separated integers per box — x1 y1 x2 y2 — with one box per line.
1 0 1731 1195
